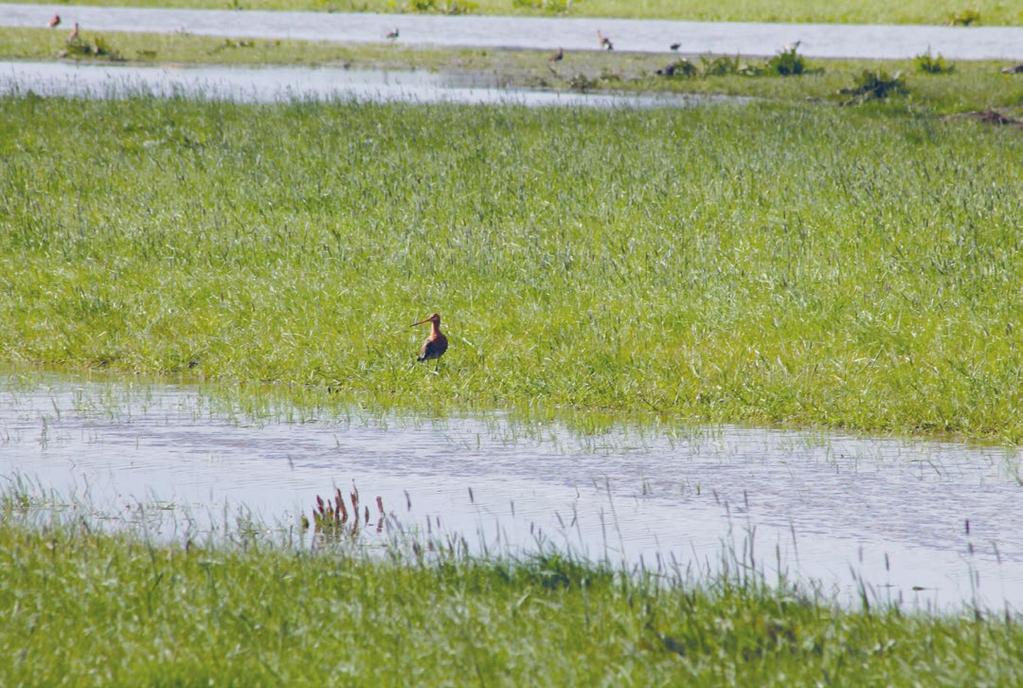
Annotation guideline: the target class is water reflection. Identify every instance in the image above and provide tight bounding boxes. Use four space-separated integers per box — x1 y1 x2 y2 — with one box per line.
0 61 741 108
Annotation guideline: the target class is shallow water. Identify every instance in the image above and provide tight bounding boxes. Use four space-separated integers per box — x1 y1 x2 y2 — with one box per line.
3 4 1023 60
0 60 739 107
1 378 1020 611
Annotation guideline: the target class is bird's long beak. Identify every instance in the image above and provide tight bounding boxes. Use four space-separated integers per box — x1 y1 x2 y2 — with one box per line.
411 318 430 327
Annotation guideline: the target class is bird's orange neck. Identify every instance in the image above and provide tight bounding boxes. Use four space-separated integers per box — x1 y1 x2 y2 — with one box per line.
429 322 442 338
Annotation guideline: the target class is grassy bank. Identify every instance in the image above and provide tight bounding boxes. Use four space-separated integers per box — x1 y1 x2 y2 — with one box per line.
2 97 1023 441
1 500 1021 685
5 0 1022 26
4 27 1023 115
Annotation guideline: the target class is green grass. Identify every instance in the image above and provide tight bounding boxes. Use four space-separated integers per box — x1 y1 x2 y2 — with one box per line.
1 496 1022 686
2 95 1023 441
7 0 1023 25
5 26 1023 115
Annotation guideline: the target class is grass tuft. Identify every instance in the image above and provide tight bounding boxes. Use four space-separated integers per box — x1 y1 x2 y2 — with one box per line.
403 0 479 13
58 33 125 61
915 51 956 74
655 58 699 78
839 69 909 103
656 48 814 80
765 44 812 76
948 7 982 25
512 0 575 12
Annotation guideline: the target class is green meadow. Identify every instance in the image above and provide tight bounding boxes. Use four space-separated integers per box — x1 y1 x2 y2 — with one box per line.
3 7 1023 680
1 496 1022 686
1 93 1022 441
6 0 1023 25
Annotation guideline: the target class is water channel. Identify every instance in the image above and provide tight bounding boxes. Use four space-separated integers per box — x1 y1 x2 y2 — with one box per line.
3 3 1023 60
1 377 1020 611
0 60 742 107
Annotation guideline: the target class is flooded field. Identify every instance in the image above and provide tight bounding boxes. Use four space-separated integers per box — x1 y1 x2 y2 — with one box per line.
3 3 1023 59
0 60 740 107
1 377 1020 611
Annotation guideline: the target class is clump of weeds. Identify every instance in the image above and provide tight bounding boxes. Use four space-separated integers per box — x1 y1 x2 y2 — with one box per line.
657 45 816 80
564 70 624 91
765 44 814 76
597 68 623 83
915 51 956 74
208 38 255 54
513 0 575 12
302 486 386 543
443 0 477 13
700 54 751 76
839 69 908 103
58 33 124 61
567 72 598 90
655 58 699 77
948 8 981 25
948 109 1023 127
402 0 477 13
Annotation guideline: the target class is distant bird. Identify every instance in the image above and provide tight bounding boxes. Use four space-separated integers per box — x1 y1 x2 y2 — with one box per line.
597 30 613 51
67 22 80 43
549 47 564 63
657 58 695 78
386 27 399 41
656 61 679 76
1001 63 1023 74
413 313 448 366
48 14 61 28
669 42 680 51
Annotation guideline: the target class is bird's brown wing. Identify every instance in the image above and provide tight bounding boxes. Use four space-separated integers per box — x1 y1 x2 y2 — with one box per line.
418 335 448 362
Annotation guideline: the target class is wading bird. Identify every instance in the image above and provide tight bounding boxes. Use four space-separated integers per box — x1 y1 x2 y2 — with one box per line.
597 30 613 50
413 313 447 368
67 22 80 43
48 14 61 28
669 42 680 51
386 27 399 41
549 47 564 63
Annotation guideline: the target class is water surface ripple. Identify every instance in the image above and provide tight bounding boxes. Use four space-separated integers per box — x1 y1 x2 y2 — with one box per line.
1 379 1020 611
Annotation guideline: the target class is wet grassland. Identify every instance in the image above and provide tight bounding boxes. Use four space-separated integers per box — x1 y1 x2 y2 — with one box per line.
4 26 1023 115
4 33 1023 681
2 86 1023 440
2 493 1022 686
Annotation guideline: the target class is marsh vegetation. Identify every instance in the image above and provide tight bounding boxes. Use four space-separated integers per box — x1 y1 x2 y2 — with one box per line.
2 488 1022 686
5 27 1023 115
3 4 1023 675
1 93 1022 440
